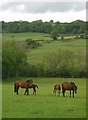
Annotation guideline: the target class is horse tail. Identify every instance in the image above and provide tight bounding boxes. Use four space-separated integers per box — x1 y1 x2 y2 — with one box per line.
14 83 17 92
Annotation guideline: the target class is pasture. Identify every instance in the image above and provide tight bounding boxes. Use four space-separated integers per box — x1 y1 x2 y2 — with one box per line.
2 32 86 118
27 39 86 65
2 32 51 41
2 32 86 65
2 78 86 118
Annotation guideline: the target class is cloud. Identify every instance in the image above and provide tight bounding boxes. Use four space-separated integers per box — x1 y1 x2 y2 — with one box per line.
0 2 86 14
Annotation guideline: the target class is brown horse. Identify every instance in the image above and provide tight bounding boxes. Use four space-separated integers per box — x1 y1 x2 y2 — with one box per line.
14 79 33 95
24 84 38 95
53 84 61 95
62 82 77 98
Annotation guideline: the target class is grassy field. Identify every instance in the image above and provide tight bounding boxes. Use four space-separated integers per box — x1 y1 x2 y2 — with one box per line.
2 32 77 41
2 32 86 118
27 40 86 65
2 32 51 41
2 32 86 65
2 78 86 118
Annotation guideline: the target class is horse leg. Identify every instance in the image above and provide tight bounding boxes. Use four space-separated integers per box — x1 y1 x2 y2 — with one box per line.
70 90 71 97
73 90 74 98
17 86 19 95
26 88 29 95
35 89 36 95
24 89 27 95
62 90 65 97
33 88 36 95
58 89 60 95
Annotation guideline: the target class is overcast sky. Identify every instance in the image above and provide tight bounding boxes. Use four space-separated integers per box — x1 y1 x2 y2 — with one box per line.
0 1 87 22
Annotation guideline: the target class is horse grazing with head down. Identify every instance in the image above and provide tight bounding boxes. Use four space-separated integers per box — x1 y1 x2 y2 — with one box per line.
62 82 77 98
24 83 38 95
14 79 33 95
53 84 61 95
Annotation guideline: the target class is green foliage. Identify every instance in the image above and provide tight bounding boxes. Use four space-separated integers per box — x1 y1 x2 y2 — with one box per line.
2 20 87 35
26 39 41 48
44 50 76 78
2 41 27 78
2 32 86 78
80 32 88 39
61 35 64 40
50 30 59 40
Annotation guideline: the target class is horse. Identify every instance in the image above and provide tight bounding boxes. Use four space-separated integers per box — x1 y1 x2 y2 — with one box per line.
24 84 38 95
62 82 77 98
14 79 33 95
53 84 61 95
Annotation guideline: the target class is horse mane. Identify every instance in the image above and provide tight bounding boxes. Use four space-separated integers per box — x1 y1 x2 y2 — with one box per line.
26 79 33 83
70 82 76 87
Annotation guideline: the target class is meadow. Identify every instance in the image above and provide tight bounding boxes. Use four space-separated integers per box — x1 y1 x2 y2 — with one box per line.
2 32 86 65
2 78 86 118
2 32 86 118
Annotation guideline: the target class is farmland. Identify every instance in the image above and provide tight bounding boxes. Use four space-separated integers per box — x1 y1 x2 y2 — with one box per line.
2 32 86 118
2 32 86 65
2 78 86 118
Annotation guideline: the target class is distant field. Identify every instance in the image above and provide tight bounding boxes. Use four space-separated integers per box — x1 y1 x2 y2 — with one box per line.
27 40 86 65
2 32 51 41
2 32 86 65
2 78 86 118
2 32 79 41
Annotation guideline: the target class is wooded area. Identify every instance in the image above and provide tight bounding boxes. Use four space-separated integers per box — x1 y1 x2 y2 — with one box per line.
1 20 88 37
2 20 87 79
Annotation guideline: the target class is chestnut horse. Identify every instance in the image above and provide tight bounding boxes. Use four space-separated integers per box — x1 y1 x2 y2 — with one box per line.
14 79 33 95
62 82 77 98
53 84 61 95
24 84 38 95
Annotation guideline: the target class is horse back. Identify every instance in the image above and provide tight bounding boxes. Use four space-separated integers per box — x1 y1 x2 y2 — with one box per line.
62 82 72 90
15 80 28 88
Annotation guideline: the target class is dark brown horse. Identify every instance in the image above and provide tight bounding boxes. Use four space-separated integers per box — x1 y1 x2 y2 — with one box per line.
24 84 38 95
14 79 33 95
62 82 77 98
53 84 61 95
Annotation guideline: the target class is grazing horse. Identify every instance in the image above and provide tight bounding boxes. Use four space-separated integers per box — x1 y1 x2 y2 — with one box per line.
53 84 61 95
62 82 77 98
24 84 38 95
14 79 33 95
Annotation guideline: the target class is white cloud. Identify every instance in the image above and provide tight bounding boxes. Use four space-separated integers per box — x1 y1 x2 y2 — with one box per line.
0 1 86 22
0 9 86 22
0 2 86 13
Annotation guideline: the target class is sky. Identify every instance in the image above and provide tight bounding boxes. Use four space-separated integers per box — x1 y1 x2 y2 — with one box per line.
0 1 87 23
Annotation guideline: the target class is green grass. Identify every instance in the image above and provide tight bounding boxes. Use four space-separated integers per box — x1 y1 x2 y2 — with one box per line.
27 40 86 65
2 32 50 41
2 32 86 65
2 78 86 118
2 32 77 41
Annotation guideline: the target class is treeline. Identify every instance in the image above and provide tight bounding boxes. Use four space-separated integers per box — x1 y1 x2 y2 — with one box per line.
1 20 88 35
2 41 86 79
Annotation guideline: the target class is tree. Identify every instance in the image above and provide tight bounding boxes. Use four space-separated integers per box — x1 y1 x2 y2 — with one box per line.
2 41 27 78
50 30 59 40
25 39 41 48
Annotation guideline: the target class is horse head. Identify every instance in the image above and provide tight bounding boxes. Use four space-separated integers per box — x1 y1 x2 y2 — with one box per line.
27 79 33 86
36 85 38 88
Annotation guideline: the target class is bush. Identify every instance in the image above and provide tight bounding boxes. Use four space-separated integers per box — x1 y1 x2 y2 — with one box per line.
26 39 41 48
